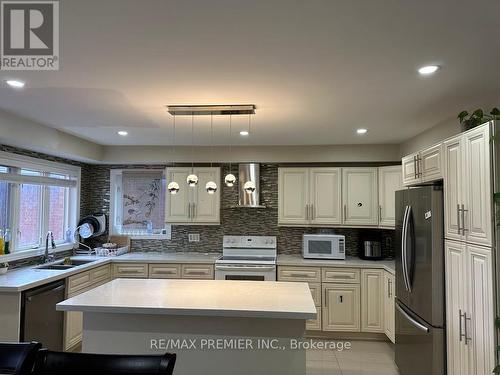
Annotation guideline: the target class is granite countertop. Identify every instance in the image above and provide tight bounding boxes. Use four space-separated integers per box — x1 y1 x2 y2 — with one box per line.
0 252 221 293
57 278 317 320
277 254 396 274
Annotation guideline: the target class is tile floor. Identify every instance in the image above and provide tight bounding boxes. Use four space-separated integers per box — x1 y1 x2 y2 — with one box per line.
306 340 400 375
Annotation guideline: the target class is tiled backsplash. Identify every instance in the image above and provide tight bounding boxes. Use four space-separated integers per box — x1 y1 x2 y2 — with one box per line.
1 144 396 260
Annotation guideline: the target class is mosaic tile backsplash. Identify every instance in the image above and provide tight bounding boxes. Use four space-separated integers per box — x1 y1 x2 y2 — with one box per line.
1 144 396 262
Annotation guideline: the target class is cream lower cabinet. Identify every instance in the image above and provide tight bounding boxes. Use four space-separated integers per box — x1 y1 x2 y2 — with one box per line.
383 271 395 343
322 283 360 332
378 166 402 228
360 269 384 333
64 265 111 351
445 240 494 375
165 167 221 224
342 168 378 226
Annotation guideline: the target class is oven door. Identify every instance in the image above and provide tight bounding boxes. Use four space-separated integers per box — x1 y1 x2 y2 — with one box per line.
215 264 276 281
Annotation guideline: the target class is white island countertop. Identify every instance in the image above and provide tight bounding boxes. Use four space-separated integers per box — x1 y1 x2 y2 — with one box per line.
57 278 317 320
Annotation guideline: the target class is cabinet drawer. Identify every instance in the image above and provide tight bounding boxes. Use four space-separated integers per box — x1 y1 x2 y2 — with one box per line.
90 265 111 284
322 268 360 283
277 266 321 283
67 271 91 294
306 307 322 331
308 283 321 306
112 263 148 278
149 264 181 279
181 264 214 279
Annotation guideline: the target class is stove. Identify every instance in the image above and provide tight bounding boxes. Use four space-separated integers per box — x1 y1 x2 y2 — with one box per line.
215 236 277 281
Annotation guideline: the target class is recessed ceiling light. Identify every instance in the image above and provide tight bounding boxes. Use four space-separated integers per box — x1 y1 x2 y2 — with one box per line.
356 128 368 135
6 79 25 88
117 131 128 136
418 65 440 75
239 130 249 136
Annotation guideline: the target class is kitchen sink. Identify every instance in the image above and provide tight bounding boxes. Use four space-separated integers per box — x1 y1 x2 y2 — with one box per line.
36 258 97 270
37 264 76 270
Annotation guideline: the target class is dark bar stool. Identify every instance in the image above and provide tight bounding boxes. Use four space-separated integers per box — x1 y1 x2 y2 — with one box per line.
0 342 42 375
33 350 176 375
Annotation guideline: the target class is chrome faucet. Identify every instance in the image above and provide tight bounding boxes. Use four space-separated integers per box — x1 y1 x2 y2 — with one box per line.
44 231 56 263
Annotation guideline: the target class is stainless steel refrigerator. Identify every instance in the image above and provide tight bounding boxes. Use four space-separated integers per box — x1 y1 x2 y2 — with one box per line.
395 184 445 375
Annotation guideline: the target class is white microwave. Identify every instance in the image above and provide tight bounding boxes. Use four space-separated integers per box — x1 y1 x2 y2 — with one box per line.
302 234 346 260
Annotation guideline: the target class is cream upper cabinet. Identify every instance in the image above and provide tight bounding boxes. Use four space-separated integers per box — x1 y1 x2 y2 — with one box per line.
165 167 220 224
309 168 342 225
378 166 402 228
445 240 494 375
165 167 191 223
360 269 384 333
322 283 360 332
463 126 491 247
191 168 221 224
278 167 341 226
278 168 309 225
444 136 464 242
402 153 421 186
342 168 378 226
420 143 443 181
443 124 491 247
383 271 395 343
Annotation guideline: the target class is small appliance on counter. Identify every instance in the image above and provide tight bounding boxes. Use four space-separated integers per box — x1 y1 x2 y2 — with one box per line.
360 240 383 260
302 234 345 260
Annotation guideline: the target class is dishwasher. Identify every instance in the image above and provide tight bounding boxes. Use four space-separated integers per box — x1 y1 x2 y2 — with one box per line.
21 280 65 350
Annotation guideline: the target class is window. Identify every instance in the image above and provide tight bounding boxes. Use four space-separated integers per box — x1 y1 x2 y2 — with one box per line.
110 169 170 238
0 151 80 258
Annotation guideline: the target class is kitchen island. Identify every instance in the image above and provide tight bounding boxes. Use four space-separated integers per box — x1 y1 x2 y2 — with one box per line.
57 278 316 375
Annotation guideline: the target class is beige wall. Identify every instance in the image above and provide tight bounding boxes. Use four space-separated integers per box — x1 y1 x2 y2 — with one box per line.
102 144 401 164
399 116 460 156
0 109 104 162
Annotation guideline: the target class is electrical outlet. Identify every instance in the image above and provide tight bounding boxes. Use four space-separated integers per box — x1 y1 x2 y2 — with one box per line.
188 233 200 242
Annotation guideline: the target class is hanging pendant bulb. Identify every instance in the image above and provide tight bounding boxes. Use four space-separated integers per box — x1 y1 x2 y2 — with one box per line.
168 114 179 195
244 180 256 194
224 114 237 187
206 112 218 194
205 181 217 194
188 112 198 187
224 173 236 187
167 181 180 194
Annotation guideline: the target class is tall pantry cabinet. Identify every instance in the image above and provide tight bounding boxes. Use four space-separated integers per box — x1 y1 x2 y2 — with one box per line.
443 122 496 375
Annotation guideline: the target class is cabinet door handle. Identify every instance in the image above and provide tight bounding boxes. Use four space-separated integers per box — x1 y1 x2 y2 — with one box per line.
310 204 314 220
193 203 196 219
324 289 328 307
457 204 461 233
413 156 417 178
339 295 343 303
388 279 392 298
464 312 472 345
379 205 383 221
459 309 465 342
461 204 468 235
343 204 347 221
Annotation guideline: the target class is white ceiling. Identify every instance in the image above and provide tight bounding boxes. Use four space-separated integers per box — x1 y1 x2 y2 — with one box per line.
1 0 499 146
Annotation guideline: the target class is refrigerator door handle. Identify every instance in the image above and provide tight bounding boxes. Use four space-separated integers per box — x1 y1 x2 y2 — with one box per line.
405 206 413 293
401 205 410 292
396 303 429 333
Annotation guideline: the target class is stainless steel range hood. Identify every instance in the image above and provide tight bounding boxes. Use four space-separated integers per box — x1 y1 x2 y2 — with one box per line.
238 163 266 208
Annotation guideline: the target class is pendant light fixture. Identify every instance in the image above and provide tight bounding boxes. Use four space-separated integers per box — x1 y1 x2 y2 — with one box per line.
167 114 180 194
224 114 237 187
205 112 218 194
186 113 199 187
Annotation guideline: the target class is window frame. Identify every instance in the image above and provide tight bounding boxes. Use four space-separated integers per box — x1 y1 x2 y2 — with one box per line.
0 151 81 262
110 168 171 239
